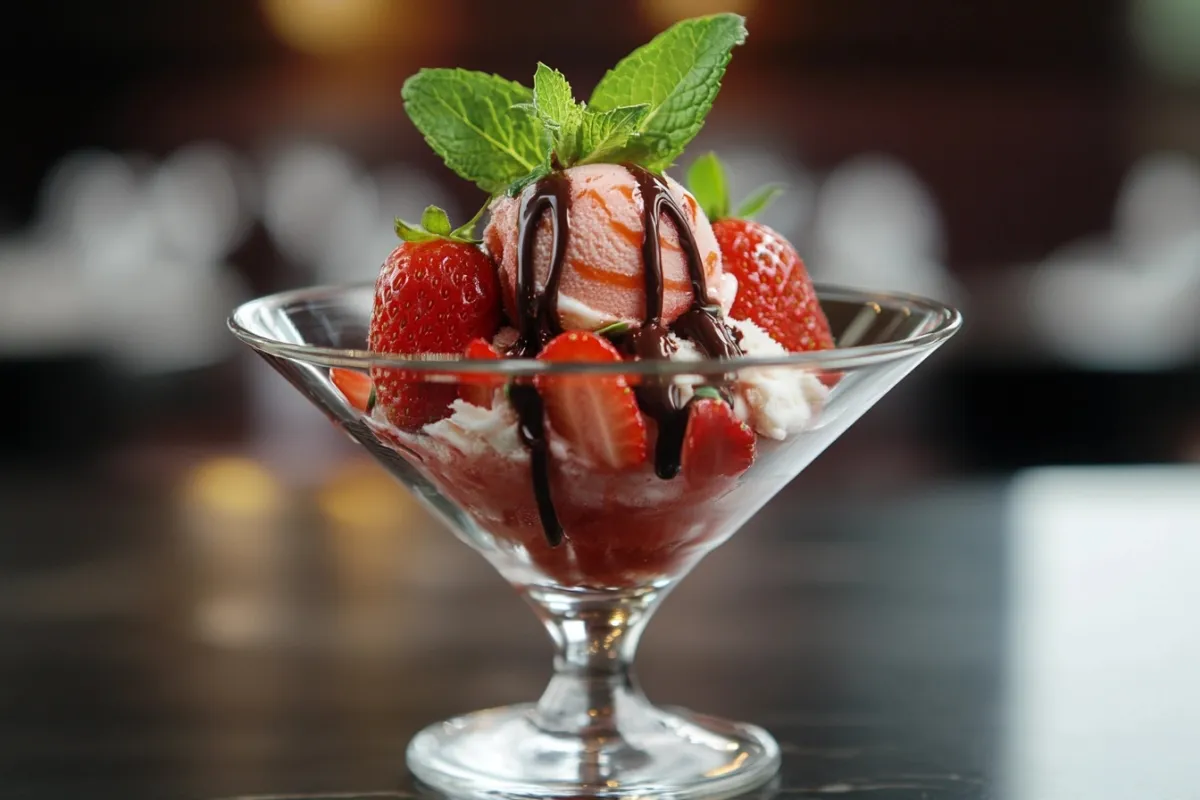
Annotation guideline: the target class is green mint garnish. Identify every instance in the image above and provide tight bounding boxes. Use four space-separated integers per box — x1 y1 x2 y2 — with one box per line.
532 63 584 164
589 13 748 172
401 69 549 194
686 151 783 221
578 104 650 165
395 204 483 244
400 14 747 193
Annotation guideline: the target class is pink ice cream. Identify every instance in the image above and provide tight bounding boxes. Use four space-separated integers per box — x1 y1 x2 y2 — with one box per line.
484 164 736 331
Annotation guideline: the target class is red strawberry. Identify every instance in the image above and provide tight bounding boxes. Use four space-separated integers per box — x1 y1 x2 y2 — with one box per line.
714 220 833 353
459 337 503 409
687 153 834 354
681 397 756 483
369 206 501 430
330 368 374 412
536 331 647 470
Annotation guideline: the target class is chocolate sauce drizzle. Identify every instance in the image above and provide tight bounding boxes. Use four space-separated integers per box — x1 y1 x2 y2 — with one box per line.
507 164 743 546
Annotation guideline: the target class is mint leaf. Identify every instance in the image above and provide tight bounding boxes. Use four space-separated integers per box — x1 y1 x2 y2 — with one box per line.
734 183 784 220
589 14 747 171
578 104 650 164
533 63 584 164
686 152 729 220
533 64 575 132
402 68 550 194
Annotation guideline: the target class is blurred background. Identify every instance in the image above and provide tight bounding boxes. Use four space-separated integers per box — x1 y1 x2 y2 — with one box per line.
1 1 1199 798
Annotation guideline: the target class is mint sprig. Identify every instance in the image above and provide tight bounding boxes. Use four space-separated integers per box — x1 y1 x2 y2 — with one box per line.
400 15 748 193
686 152 783 222
590 13 747 171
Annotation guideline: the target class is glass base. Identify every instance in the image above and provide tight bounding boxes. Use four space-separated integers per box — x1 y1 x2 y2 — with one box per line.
406 702 780 800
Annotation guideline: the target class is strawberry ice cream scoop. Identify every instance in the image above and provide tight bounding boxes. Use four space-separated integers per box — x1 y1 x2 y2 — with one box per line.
484 164 736 331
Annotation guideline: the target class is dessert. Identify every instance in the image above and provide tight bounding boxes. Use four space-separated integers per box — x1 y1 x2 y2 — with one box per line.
340 13 835 587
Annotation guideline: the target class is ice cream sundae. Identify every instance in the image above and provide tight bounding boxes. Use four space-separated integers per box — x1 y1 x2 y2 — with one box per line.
330 13 836 587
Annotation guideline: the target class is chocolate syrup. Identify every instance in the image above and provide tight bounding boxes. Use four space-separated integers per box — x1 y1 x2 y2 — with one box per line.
508 166 743 545
623 164 743 478
507 172 571 546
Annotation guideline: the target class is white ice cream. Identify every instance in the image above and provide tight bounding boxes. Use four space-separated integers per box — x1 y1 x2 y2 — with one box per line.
669 318 828 440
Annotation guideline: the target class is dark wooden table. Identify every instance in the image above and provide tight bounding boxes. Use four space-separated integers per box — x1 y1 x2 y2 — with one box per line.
2 456 1197 799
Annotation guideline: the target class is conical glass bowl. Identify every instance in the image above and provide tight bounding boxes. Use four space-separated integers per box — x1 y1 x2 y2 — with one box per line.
229 283 961 800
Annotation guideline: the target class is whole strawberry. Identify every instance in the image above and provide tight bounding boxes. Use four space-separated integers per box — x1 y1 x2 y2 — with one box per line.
687 154 834 353
369 206 501 431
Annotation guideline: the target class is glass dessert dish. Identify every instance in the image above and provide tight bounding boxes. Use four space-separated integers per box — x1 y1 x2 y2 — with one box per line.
228 283 961 800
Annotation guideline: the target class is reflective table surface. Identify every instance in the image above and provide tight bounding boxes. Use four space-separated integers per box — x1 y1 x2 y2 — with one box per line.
1 457 1198 800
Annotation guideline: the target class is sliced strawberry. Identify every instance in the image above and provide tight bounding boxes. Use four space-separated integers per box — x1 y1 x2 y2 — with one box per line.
459 338 503 409
681 398 756 483
330 368 374 412
536 331 647 471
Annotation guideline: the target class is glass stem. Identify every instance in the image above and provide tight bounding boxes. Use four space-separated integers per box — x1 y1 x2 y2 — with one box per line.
524 585 667 739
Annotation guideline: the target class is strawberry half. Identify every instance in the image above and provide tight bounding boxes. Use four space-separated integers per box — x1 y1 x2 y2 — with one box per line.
536 331 647 471
330 368 374 412
681 397 756 484
459 338 503 409
369 205 501 431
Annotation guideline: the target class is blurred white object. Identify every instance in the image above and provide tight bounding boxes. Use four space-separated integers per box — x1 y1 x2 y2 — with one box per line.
1003 466 1200 800
149 142 255 265
1027 152 1200 371
313 163 456 285
0 146 250 372
261 140 362 271
809 154 961 305
1114 151 1200 258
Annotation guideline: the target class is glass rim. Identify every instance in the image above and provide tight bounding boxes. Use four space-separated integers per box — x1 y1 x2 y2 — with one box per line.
228 282 963 376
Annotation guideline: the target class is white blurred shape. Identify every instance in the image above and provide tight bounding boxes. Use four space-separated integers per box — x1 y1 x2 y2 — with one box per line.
1003 466 1200 800
1028 152 1200 371
86 258 248 373
314 163 457 284
38 150 158 279
0 238 96 354
810 154 959 303
1027 235 1200 371
150 142 254 264
1115 151 1200 258
262 141 361 271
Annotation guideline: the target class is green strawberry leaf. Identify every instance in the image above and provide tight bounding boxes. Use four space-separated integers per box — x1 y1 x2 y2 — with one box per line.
578 104 650 164
396 205 482 244
589 13 747 171
401 68 550 194
686 152 729 220
420 205 452 236
734 183 784 219
692 386 723 401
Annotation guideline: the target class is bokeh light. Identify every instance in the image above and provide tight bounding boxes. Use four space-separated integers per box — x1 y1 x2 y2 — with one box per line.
261 0 415 57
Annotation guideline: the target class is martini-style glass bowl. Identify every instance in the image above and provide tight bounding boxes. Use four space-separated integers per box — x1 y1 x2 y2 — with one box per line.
229 284 961 800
